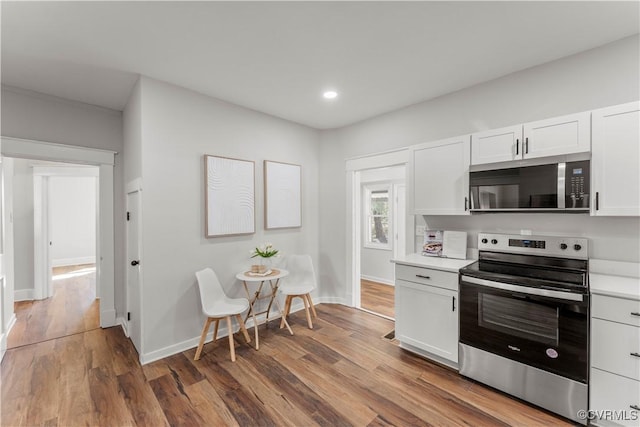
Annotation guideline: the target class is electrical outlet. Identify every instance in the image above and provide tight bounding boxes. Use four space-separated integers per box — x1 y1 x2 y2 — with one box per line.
416 225 426 236
520 229 532 235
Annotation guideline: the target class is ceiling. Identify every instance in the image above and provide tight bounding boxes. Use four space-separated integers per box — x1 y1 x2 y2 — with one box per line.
2 2 639 130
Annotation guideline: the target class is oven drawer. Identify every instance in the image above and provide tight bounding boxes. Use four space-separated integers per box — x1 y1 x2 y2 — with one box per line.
590 368 640 427
395 265 457 291
592 318 640 381
592 294 640 327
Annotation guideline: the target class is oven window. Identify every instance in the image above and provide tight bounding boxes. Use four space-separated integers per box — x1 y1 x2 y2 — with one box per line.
478 293 559 346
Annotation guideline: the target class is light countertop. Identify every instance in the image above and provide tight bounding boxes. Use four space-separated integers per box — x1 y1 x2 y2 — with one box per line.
590 273 640 301
392 253 475 273
589 259 640 300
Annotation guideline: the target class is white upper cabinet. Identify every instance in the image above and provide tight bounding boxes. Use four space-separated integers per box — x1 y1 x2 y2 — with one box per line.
592 101 640 216
411 135 470 215
471 124 522 165
471 112 590 165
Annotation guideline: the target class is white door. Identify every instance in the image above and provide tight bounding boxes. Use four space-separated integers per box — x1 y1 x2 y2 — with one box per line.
33 174 53 299
126 185 142 355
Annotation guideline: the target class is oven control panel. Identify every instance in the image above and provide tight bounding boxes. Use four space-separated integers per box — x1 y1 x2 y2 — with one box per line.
478 233 588 259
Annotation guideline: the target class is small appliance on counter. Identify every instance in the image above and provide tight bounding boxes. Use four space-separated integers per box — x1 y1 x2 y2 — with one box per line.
422 230 467 259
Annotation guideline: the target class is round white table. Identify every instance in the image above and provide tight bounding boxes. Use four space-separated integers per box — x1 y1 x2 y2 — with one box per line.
236 268 293 350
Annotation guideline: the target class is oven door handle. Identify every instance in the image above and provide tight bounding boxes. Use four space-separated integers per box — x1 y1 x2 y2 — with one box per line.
461 276 585 302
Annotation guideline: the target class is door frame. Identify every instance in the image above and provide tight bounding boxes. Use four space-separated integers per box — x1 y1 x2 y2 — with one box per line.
125 178 143 355
2 136 117 327
33 166 99 300
345 149 411 309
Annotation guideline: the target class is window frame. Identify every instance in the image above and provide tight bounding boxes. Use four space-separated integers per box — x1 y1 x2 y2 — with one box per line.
363 183 393 250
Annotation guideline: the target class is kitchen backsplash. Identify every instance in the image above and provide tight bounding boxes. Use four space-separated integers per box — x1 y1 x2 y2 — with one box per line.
415 214 640 262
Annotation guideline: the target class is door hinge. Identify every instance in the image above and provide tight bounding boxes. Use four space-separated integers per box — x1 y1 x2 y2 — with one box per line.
127 211 130 221
127 312 131 321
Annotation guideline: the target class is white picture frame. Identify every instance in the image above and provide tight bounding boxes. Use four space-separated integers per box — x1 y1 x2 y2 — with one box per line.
264 160 301 229
205 155 255 237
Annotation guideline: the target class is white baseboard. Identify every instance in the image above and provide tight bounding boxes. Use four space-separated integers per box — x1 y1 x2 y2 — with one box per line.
0 314 17 363
138 299 334 365
52 256 96 267
361 275 394 286
14 289 34 301
117 317 130 338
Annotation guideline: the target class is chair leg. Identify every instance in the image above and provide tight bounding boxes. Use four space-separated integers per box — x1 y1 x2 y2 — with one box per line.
280 295 292 329
236 314 251 343
226 316 236 362
194 317 213 361
213 319 220 342
302 294 313 329
306 294 318 318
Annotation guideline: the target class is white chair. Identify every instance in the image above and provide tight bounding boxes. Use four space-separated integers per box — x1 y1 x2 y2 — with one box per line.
194 268 251 362
279 254 318 329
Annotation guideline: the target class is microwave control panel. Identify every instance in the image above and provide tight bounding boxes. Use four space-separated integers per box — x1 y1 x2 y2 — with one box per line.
565 160 590 209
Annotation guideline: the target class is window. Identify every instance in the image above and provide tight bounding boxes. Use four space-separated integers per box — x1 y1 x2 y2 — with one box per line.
364 184 392 249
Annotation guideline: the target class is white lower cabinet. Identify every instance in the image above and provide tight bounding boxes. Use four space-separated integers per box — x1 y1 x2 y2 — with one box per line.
395 264 459 366
590 293 640 426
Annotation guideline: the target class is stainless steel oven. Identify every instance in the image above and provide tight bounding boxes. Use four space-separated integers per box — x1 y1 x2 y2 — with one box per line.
459 233 589 424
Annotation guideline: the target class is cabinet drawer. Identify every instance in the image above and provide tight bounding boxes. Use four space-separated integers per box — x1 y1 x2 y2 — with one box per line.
592 319 640 380
590 368 640 427
592 294 640 327
395 264 457 290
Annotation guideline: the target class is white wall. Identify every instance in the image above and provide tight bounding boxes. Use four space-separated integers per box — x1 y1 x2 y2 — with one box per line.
50 176 97 267
319 35 640 301
132 77 321 360
1 86 126 314
360 166 405 285
11 159 34 292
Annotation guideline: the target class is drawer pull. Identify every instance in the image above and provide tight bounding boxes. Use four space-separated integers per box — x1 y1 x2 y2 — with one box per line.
631 405 640 411
631 312 640 317
415 274 431 279
631 352 640 358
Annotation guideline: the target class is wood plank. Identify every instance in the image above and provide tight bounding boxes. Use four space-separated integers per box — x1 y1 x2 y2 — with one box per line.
1 303 575 427
117 370 170 427
361 279 395 318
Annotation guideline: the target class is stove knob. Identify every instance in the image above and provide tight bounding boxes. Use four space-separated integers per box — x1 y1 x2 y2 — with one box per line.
481 238 488 244
491 239 498 244
574 244 582 251
560 243 568 250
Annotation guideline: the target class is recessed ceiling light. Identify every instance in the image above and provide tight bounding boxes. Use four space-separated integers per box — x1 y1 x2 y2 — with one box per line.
323 90 338 100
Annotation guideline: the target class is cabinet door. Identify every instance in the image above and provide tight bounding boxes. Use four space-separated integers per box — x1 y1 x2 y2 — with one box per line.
590 368 640 427
412 135 470 215
471 125 522 165
591 319 640 380
395 279 458 362
523 111 590 159
592 102 640 216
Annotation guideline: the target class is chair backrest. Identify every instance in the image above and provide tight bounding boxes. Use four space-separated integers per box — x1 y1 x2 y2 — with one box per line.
284 254 316 289
195 268 228 312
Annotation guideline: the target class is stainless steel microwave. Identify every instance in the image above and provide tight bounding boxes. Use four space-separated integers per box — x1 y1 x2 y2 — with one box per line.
469 160 590 212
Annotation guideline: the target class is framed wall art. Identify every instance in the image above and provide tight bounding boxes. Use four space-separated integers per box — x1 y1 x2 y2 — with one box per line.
204 155 255 237
264 160 302 229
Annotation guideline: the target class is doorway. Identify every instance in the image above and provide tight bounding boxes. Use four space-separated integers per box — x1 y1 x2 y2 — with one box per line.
7 158 100 348
1 136 117 342
358 167 405 319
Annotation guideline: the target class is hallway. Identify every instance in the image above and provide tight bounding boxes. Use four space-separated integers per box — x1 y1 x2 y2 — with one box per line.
8 264 99 349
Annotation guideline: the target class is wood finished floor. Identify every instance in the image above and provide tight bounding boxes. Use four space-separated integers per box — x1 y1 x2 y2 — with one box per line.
360 279 394 318
8 264 99 349
2 300 573 426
